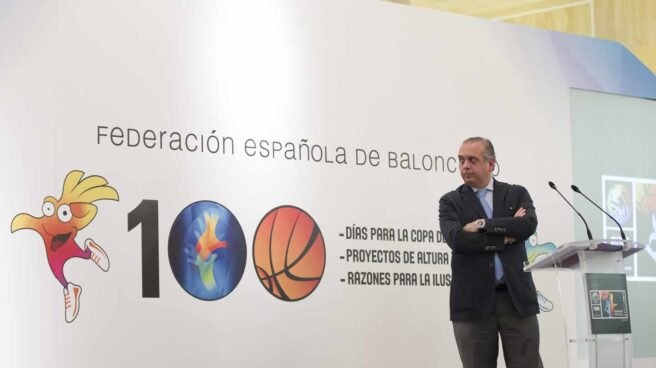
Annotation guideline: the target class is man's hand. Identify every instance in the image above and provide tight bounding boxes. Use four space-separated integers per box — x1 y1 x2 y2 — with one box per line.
503 207 526 244
463 220 479 233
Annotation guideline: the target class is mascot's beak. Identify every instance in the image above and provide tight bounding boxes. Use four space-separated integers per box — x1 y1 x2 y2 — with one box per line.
11 213 39 233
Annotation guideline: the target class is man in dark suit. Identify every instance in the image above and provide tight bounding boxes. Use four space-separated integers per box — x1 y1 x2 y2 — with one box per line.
439 137 542 368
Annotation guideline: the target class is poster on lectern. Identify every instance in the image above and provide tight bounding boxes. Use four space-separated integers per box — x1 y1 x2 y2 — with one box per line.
587 273 631 334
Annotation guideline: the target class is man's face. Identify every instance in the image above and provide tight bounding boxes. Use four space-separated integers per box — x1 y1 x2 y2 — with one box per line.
458 141 494 189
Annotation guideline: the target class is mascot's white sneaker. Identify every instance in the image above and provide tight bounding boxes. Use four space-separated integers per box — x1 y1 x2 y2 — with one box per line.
537 290 553 312
86 239 110 271
64 283 82 323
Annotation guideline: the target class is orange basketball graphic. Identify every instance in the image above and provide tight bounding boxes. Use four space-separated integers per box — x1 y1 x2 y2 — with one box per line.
253 206 326 301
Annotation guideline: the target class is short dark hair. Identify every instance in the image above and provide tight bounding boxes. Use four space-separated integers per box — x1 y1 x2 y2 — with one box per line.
462 137 496 162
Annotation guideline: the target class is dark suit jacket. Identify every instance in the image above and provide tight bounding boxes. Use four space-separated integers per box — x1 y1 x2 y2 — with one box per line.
439 179 539 321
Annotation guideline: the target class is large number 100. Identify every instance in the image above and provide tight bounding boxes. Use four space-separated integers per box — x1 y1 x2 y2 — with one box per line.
127 199 322 302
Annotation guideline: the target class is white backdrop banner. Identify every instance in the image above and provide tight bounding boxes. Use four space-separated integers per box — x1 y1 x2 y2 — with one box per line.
1 0 655 367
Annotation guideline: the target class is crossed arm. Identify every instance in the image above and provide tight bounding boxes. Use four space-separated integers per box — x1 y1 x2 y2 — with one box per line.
438 187 537 253
463 207 526 244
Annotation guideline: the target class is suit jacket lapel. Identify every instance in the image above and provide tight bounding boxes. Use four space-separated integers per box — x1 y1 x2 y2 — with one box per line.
459 185 488 219
493 179 507 218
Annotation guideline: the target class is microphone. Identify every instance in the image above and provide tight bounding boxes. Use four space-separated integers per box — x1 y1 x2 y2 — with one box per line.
548 181 593 240
571 185 626 241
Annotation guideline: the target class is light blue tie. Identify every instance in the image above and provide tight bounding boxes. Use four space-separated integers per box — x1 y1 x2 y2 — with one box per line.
477 189 504 282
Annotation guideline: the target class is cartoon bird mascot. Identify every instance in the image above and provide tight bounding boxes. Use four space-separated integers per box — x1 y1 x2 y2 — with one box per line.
11 170 119 322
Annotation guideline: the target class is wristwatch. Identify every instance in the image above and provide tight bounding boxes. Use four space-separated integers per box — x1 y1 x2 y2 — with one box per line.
475 219 486 232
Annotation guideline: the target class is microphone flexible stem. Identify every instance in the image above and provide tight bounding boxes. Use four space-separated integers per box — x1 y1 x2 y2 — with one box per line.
572 186 627 241
549 182 593 240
